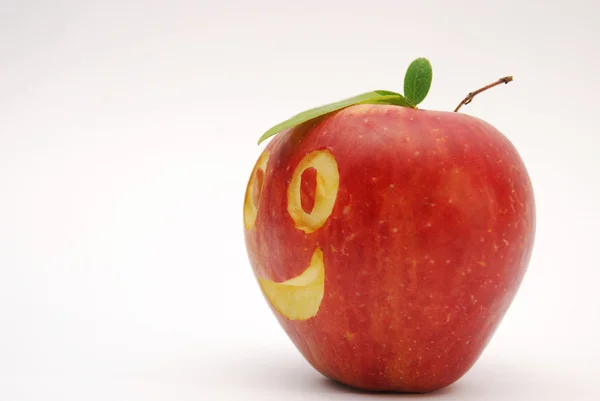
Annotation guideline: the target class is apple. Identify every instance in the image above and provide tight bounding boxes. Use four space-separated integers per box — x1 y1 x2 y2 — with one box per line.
243 59 535 393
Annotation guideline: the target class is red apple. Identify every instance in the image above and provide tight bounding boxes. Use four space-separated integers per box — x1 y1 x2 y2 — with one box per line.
243 65 535 393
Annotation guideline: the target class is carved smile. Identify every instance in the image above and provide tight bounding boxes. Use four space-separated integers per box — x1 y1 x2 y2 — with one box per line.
258 247 325 321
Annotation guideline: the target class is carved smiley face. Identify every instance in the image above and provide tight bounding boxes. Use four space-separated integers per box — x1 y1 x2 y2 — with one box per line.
244 140 340 321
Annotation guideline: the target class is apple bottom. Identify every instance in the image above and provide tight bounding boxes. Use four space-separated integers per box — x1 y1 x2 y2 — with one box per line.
325 375 461 394
288 334 484 393
274 306 503 393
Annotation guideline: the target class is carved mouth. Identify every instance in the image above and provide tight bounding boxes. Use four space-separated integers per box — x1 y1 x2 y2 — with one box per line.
258 247 325 321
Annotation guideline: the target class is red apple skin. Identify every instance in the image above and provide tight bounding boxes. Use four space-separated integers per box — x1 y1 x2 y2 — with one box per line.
244 104 535 393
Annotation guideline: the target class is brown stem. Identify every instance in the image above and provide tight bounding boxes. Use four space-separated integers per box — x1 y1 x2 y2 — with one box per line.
454 76 513 112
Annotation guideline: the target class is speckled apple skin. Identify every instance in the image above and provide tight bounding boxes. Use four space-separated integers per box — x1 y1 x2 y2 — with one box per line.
244 104 535 393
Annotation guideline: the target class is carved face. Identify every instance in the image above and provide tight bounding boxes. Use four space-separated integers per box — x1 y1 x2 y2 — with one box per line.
244 134 340 320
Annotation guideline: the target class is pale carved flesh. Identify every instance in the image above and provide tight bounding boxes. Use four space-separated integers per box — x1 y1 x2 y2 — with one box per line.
243 150 269 230
287 150 340 234
244 149 340 320
258 247 325 320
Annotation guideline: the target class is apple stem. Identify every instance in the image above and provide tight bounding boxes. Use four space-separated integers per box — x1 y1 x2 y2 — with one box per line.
454 76 513 112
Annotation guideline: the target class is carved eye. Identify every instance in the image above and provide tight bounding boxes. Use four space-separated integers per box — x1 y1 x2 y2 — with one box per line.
244 150 270 230
287 150 340 233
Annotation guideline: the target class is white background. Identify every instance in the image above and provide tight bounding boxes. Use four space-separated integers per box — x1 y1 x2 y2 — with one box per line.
1 0 599 399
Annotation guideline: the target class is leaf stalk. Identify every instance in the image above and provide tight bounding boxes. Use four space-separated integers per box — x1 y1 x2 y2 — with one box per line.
454 76 513 113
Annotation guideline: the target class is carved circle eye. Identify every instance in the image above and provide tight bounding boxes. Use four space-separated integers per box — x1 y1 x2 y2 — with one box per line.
287 150 340 233
244 151 269 229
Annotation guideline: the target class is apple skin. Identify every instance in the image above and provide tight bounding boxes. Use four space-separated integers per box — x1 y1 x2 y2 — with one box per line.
244 104 535 393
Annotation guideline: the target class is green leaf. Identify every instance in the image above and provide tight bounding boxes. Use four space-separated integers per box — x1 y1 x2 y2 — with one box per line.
257 90 410 144
403 58 433 107
369 90 413 107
